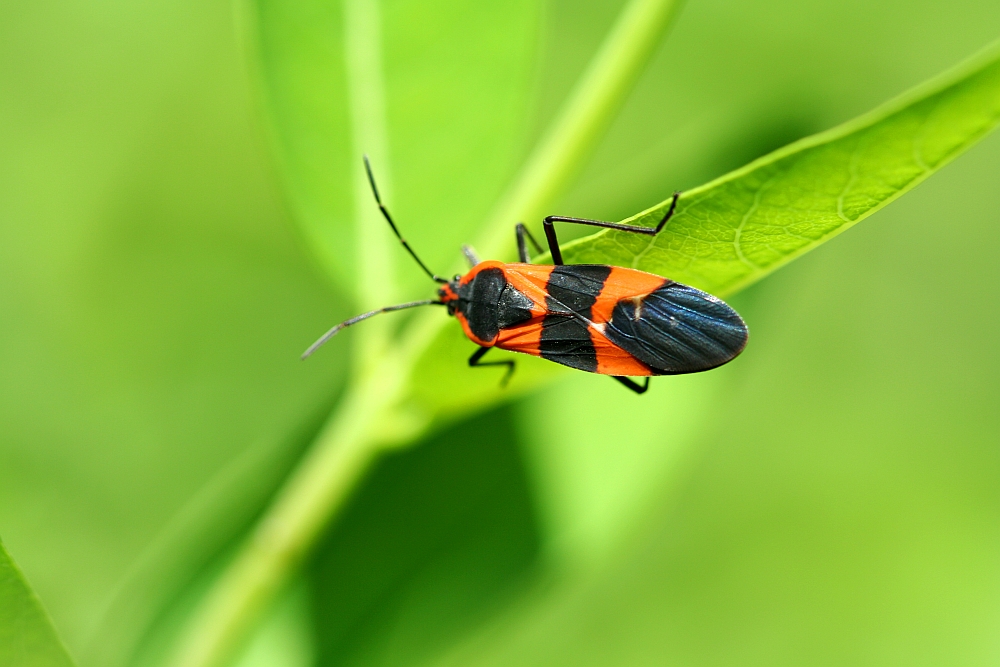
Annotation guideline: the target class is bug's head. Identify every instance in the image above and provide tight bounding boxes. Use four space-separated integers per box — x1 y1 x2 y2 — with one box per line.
437 274 465 316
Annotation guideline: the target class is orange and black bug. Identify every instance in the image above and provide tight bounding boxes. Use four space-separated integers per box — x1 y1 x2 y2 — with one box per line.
303 158 749 394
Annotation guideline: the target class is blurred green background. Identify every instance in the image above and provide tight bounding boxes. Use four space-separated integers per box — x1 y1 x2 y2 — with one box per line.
2 1 1000 666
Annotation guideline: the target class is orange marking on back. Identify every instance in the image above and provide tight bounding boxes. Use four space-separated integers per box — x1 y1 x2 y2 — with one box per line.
487 264 549 359
498 264 665 374
459 259 504 285
501 263 555 310
495 318 545 357
453 262 666 375
594 334 654 376
590 266 668 324
591 266 664 376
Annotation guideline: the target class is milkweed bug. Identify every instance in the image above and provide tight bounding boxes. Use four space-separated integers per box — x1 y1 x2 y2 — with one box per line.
303 157 749 394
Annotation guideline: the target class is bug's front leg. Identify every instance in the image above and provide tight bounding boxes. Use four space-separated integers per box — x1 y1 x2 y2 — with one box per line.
468 346 516 387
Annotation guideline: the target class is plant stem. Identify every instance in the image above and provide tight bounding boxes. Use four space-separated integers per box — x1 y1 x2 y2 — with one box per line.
167 1 681 665
167 351 407 667
344 0 395 373
476 0 683 260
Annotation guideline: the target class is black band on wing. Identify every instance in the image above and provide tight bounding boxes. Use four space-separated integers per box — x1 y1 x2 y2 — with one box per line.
539 265 612 372
603 282 748 375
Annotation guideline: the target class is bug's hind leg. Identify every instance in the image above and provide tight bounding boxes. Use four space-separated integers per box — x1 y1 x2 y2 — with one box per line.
613 376 650 394
542 192 680 264
515 223 544 263
469 346 516 387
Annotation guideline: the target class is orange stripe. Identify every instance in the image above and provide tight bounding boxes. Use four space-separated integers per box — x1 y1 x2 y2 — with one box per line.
459 259 506 284
591 267 664 376
590 266 667 323
594 333 654 376
495 319 545 357
499 264 664 374
492 265 556 359
494 264 553 358
502 263 555 310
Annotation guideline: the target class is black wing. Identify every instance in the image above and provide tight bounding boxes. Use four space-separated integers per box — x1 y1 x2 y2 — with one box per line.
602 282 748 375
537 265 612 373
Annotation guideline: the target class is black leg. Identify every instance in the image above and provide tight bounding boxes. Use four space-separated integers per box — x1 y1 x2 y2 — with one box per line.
613 376 650 394
515 223 544 263
469 346 515 387
542 192 680 265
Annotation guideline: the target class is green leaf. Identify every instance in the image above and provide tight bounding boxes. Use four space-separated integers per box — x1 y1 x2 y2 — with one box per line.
409 40 1000 419
249 0 542 295
0 539 75 667
427 126 1000 667
167 3 684 667
558 40 1000 296
0 4 346 666
308 404 540 667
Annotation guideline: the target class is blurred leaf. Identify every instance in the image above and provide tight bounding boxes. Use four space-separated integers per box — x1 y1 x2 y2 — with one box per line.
0 539 75 667
0 3 345 665
558 40 1000 295
250 0 541 294
232 578 314 667
86 412 333 667
517 366 724 565
309 404 539 667
431 126 1000 667
409 38 1000 419
407 321 563 420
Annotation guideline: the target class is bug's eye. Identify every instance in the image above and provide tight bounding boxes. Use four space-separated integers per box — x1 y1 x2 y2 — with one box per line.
453 274 462 282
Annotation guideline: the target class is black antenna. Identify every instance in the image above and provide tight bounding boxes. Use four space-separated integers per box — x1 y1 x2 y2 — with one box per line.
363 155 447 284
301 299 444 359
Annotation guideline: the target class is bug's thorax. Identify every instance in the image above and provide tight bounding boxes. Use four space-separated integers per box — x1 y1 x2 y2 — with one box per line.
436 261 536 346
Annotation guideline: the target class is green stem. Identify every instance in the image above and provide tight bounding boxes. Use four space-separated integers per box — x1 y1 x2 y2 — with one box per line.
166 352 406 667
344 0 395 373
167 1 681 665
475 0 683 259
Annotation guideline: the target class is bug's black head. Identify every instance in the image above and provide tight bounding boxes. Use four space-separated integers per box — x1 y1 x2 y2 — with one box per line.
437 274 466 317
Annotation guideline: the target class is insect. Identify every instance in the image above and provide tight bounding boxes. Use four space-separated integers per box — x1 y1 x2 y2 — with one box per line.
303 158 748 394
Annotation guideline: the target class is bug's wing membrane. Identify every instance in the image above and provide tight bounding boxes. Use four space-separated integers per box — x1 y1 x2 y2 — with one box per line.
601 282 748 375
537 315 601 372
